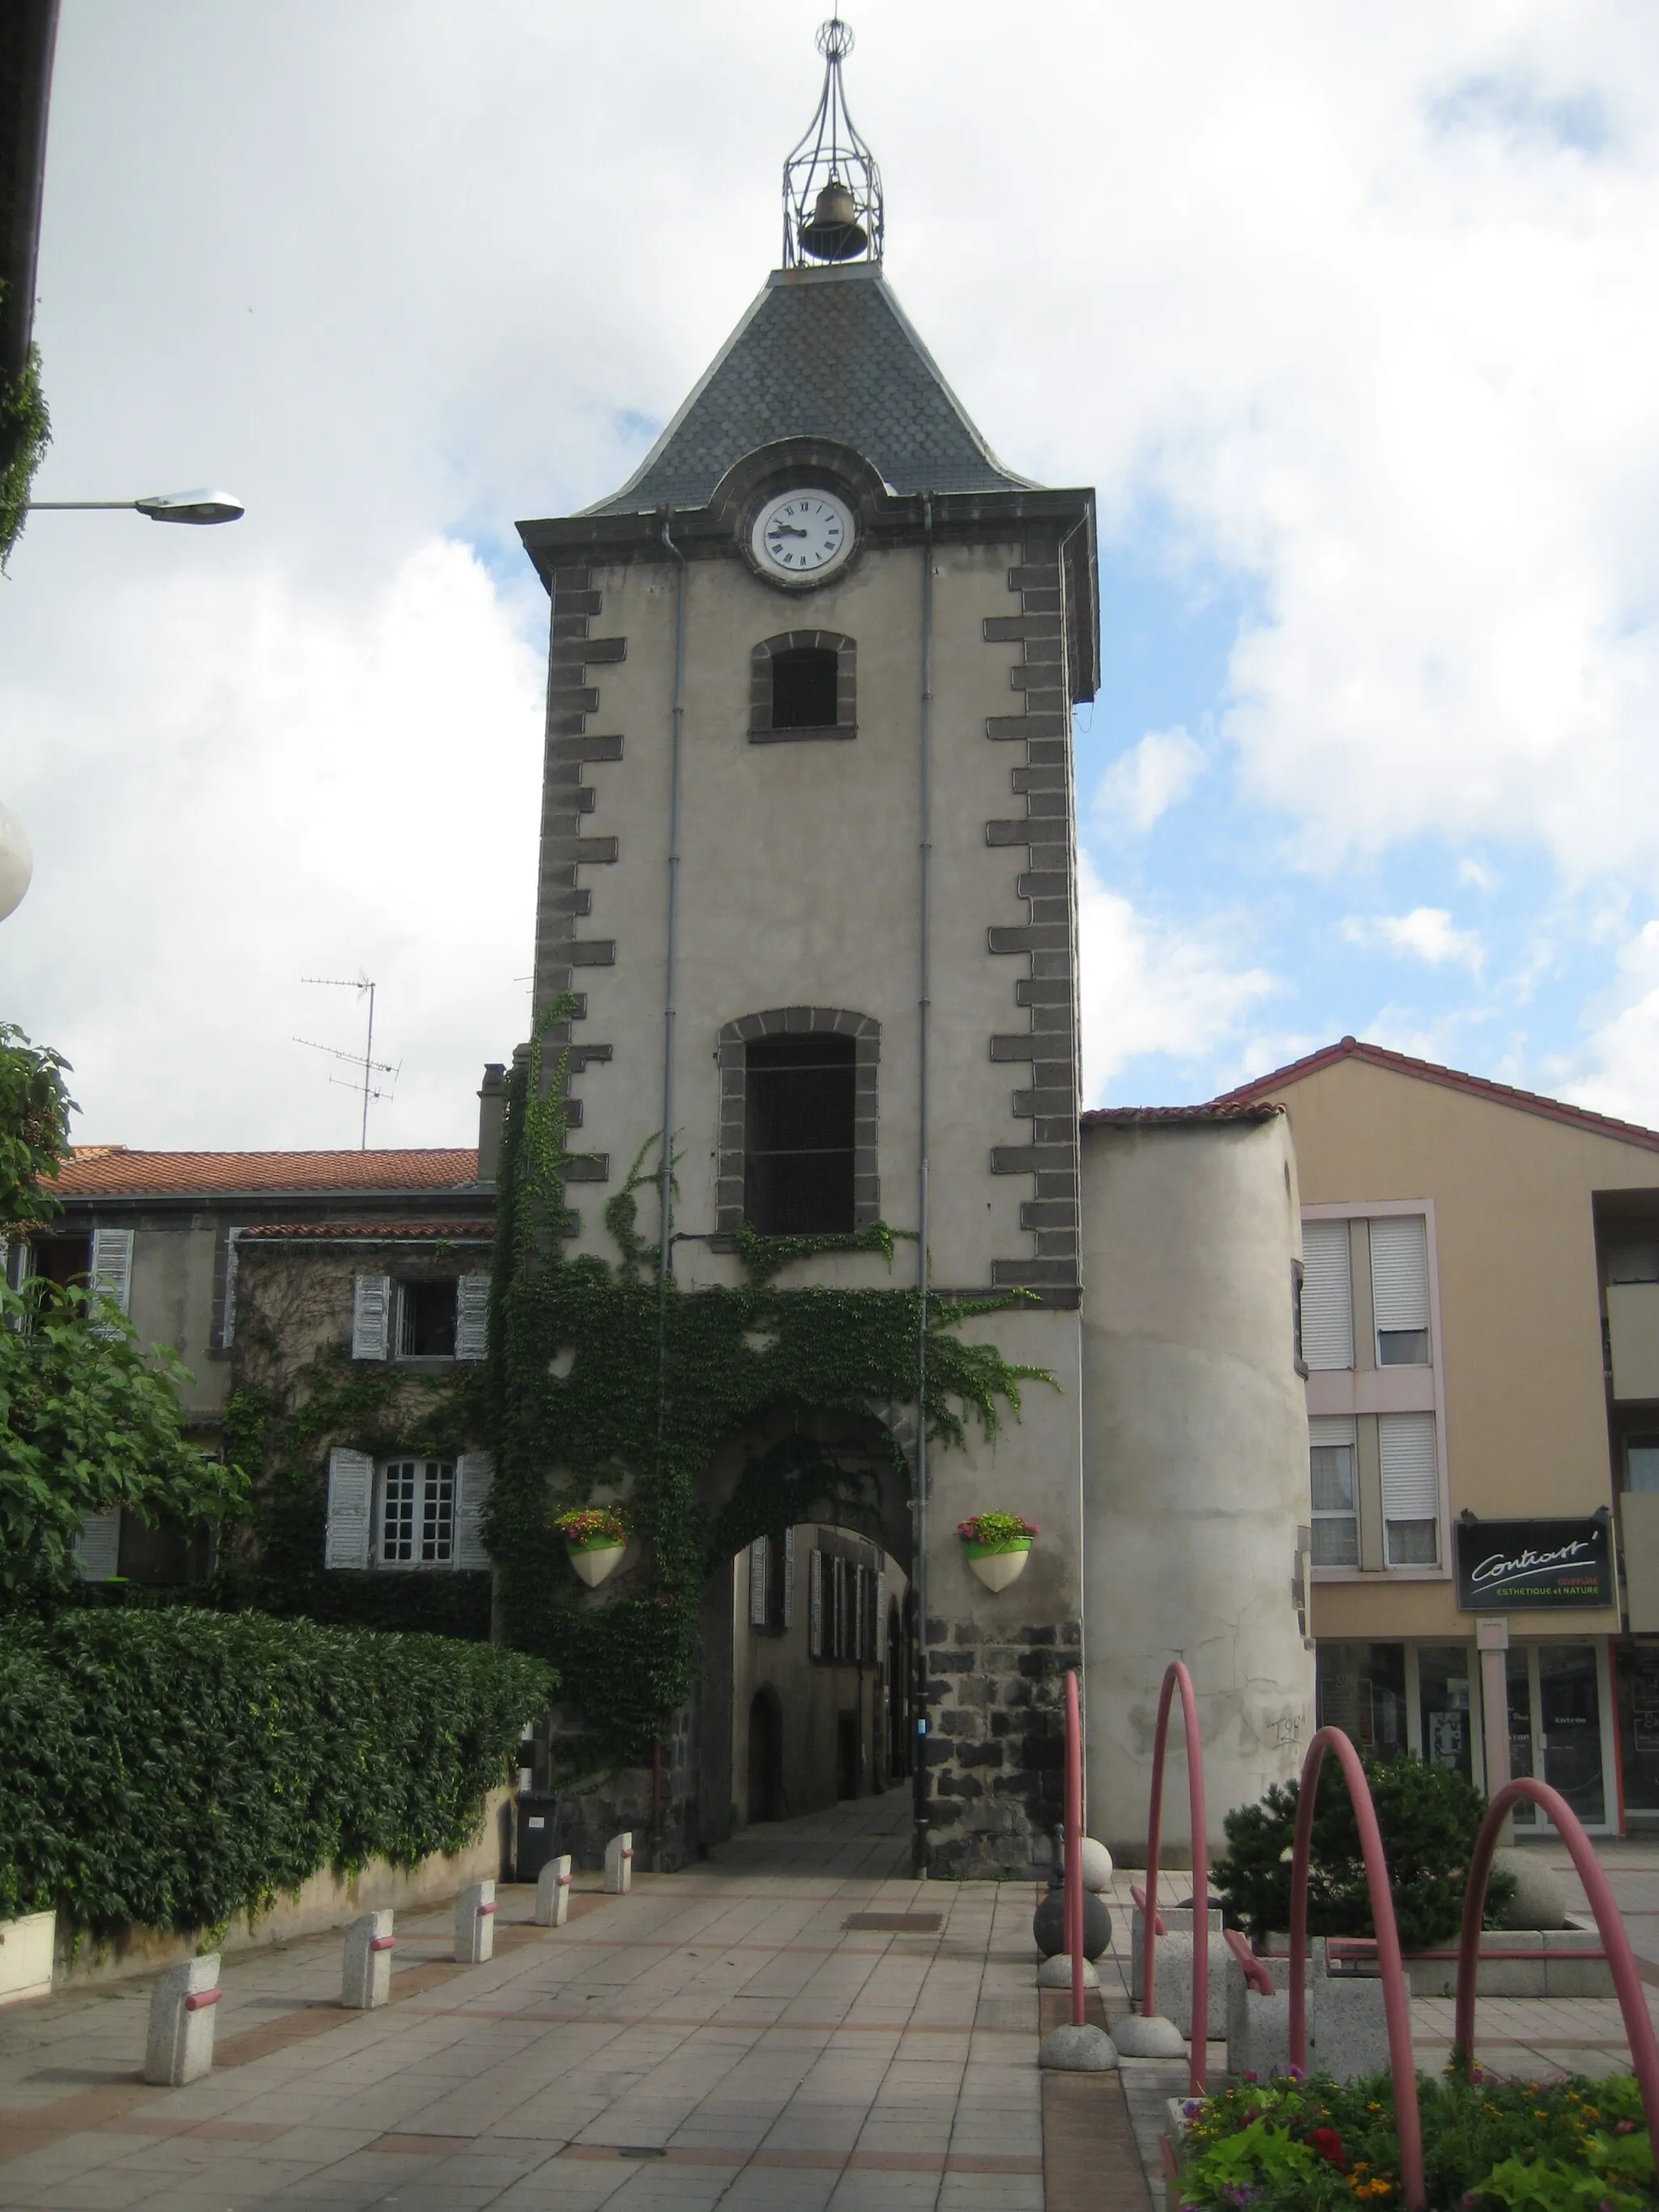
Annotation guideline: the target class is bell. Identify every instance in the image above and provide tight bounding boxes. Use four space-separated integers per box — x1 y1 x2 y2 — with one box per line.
799 176 867 262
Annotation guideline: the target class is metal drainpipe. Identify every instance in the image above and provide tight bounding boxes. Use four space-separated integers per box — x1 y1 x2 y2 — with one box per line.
912 496 934 1877
654 514 689 1869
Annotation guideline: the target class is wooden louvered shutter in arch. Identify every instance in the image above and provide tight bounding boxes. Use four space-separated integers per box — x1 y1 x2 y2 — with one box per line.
74 1507 122 1580
352 1274 391 1361
808 1548 824 1658
748 1536 770 1627
454 1273 489 1362
455 1453 493 1571
782 1527 795 1630
324 1449 374 1569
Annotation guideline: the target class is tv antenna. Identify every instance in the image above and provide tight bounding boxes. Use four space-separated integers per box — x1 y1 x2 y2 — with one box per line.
295 975 398 1149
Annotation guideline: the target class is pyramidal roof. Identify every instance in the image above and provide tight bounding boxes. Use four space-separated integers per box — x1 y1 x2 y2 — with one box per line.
588 262 1035 515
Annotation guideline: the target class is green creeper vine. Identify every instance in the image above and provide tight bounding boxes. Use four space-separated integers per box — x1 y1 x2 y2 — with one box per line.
487 998 1055 1772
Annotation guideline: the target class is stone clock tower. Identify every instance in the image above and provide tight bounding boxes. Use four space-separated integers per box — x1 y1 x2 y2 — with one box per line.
515 18 1100 1875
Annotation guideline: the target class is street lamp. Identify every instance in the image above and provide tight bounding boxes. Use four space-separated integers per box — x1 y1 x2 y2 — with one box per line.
27 488 245 524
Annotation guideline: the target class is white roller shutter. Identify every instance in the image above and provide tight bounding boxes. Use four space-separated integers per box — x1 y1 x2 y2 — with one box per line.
324 1447 374 1568
748 1536 770 1626
1380 1413 1439 1565
1300 1221 1354 1370
1370 1216 1430 1332
454 1273 489 1362
88 1226 134 1332
352 1274 391 1361
454 1452 493 1571
74 1507 122 1580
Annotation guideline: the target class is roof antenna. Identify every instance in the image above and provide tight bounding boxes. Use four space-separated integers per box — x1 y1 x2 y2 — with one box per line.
783 15 884 267
295 975 399 1150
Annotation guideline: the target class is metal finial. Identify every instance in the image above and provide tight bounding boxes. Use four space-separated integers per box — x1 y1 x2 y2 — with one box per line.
783 15 883 267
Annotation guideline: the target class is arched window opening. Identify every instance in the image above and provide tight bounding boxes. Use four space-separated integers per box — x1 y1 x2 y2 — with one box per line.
771 646 839 731
744 1034 855 1234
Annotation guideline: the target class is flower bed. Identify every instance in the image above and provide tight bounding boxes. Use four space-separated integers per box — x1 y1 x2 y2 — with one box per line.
1173 2065 1656 2211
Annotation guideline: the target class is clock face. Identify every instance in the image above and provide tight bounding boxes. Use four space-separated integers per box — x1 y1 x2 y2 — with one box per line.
750 488 855 584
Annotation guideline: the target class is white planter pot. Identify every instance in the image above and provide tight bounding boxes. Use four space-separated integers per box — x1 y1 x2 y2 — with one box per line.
568 1543 625 1589
0 1911 55 2006
964 1545 1030 1593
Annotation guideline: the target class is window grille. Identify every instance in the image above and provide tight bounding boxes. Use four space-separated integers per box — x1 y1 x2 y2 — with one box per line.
771 646 839 729
381 1459 455 1566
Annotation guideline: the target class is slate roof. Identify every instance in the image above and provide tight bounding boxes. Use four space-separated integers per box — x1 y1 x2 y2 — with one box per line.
50 1149 481 1197
1080 1102 1284 1127
1213 1035 1659 1155
590 262 1034 514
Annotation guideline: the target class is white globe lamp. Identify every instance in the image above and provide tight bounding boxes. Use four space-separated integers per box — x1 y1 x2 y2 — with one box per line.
0 803 32 922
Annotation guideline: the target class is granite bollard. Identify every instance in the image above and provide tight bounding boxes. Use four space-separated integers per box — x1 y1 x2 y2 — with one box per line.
604 1831 633 1895
455 1880 496 1965
341 1910 395 2009
535 1854 573 1928
143 1954 222 2086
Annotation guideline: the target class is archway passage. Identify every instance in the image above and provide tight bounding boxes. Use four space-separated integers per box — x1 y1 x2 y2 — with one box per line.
748 1688 784 1822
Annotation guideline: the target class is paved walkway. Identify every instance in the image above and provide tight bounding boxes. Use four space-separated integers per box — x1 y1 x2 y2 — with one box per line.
5 1810 1659 2210
0 1797 1045 2211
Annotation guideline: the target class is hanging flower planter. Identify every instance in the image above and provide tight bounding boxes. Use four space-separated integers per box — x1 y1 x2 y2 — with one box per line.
555 1508 628 1589
957 1512 1037 1593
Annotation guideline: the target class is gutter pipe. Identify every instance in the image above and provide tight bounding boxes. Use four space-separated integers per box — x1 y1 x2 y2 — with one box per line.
912 495 934 1877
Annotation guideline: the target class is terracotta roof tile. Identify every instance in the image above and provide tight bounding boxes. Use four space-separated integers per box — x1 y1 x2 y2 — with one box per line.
1081 1102 1284 1127
50 1149 480 1198
238 1221 493 1242
1212 1035 1659 1154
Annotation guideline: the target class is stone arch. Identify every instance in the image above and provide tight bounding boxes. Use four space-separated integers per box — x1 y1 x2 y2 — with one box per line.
715 1007 879 1236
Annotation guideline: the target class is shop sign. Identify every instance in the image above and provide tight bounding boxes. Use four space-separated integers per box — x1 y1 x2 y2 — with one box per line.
1454 1515 1614 1612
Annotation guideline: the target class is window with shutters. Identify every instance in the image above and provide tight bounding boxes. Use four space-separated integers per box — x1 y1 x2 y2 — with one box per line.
353 1272 489 1363
747 1528 795 1634
398 1280 457 1358
380 1459 456 1566
1308 1417 1359 1566
1370 1214 1431 1366
1380 1412 1439 1566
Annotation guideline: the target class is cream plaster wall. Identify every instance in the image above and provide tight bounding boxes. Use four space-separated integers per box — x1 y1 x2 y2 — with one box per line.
563 538 1035 1291
1268 1058 1643 1643
1079 1115 1315 1859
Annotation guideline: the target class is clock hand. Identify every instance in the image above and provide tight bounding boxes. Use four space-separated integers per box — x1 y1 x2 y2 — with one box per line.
768 524 809 538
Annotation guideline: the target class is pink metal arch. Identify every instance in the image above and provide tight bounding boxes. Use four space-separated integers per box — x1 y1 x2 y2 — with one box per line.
1141 1660 1209 2094
1453 1775 1659 2136
1288 1727 1423 2212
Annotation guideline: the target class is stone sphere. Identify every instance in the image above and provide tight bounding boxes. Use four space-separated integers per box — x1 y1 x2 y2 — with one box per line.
1034 1887 1112 1961
1036 1953 1099 1989
1076 1837 1113 1893
1491 1846 1568 1931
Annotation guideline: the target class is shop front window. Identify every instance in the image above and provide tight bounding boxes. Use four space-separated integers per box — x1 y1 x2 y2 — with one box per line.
1316 1643 1407 1759
1418 1645 1474 1784
1619 1644 1659 1820
1509 1643 1606 1830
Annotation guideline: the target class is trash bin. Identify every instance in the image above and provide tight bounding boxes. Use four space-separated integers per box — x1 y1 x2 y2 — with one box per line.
515 1792 560 1882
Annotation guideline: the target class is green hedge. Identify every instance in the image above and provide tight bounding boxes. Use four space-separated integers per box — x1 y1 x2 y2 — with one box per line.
0 1612 552 1935
58 1568 494 1643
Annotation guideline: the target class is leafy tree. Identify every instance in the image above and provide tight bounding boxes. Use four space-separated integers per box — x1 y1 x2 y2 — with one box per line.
0 1021 73 1226
0 1021 246 1596
1212 1750 1516 1950
0 1278 248 1597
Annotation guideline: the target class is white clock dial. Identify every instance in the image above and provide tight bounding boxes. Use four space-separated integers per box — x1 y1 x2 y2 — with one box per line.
751 489 855 583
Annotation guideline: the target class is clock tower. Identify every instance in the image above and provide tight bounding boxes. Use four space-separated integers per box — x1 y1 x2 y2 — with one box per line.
515 16 1098 1875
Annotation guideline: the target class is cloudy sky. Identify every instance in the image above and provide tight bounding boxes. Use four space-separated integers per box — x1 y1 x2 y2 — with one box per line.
5 1 1659 1148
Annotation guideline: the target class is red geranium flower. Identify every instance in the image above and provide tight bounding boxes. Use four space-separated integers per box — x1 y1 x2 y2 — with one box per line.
1306 2129 1347 2169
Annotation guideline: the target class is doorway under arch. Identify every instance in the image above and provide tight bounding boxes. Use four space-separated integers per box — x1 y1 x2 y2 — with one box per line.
748 1686 784 1822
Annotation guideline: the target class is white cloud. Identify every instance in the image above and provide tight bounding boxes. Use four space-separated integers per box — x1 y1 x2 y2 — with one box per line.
8 2 1659 1140
1095 727 1205 834
1341 907 1485 972
1078 859 1274 1102
1458 859 1498 892
1564 921 1659 1129
2 539 543 1146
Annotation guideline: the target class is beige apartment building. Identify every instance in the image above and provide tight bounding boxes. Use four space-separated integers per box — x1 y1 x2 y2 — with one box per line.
1223 1035 1659 1836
